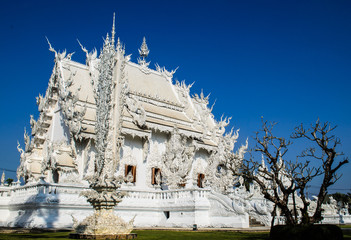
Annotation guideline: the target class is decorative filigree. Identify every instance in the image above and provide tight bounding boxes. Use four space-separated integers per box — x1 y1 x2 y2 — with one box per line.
77 39 99 84
93 34 117 183
36 94 45 112
191 90 216 138
23 128 31 152
155 63 178 81
16 141 32 183
58 68 87 140
41 140 79 183
213 115 231 139
204 129 243 193
74 17 134 237
175 80 193 110
162 127 195 189
130 91 183 110
125 95 146 128
142 137 149 162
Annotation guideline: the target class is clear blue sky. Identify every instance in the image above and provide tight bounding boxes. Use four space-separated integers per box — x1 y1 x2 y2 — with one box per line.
0 0 350 195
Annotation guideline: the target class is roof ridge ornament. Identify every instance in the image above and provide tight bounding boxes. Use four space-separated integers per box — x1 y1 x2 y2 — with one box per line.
116 37 126 57
138 37 150 67
117 37 121 49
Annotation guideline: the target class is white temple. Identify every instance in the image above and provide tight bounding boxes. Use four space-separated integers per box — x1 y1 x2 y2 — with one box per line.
0 17 349 229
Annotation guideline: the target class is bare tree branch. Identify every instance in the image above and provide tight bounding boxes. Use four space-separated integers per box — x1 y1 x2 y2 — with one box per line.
236 119 348 225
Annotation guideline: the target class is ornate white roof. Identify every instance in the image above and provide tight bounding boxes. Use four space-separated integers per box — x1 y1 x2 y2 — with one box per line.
57 40 224 146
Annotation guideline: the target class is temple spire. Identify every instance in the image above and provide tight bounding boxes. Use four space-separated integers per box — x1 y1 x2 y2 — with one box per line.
111 13 116 46
138 37 150 67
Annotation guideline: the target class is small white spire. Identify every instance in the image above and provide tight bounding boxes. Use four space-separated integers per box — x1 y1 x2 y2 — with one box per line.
1 171 5 186
104 33 110 46
111 13 116 46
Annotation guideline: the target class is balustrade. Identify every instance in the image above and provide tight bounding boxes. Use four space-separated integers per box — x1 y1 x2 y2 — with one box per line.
0 182 210 207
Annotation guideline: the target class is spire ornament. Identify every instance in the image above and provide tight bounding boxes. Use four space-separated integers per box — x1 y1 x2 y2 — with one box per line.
138 37 150 67
71 17 135 239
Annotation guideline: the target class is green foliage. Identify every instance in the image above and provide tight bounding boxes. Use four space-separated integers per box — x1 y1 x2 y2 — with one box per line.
5 178 13 185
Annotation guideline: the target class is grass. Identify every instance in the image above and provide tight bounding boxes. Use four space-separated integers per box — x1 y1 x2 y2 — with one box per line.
134 230 269 240
0 230 269 240
339 224 351 229
0 231 69 240
1 229 351 240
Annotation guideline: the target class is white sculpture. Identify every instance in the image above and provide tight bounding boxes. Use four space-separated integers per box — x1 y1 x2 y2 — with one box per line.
162 127 195 189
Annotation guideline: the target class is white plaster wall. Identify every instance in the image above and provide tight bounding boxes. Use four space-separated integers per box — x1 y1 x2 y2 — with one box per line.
0 192 10 226
48 103 70 143
75 140 87 181
188 149 208 188
150 132 168 151
146 131 168 190
123 136 145 190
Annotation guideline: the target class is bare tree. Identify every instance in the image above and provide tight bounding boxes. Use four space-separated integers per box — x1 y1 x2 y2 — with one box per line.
292 119 349 223
237 119 348 226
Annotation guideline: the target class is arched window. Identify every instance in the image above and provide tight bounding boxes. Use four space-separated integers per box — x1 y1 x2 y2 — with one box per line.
151 167 161 185
197 173 205 188
125 165 136 183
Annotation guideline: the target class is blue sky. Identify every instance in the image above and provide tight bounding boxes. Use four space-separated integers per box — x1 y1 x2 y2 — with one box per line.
0 0 350 195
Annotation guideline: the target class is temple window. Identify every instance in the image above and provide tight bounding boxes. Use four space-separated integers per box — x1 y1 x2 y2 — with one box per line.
197 173 205 188
151 168 161 185
125 165 136 183
53 169 59 183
